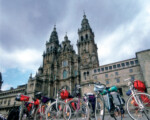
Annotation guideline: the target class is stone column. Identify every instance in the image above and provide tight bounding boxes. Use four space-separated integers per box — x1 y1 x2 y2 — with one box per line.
48 81 51 97
55 82 57 97
70 79 72 94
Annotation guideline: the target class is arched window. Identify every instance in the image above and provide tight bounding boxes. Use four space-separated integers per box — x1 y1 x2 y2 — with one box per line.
74 70 78 76
63 70 67 79
64 45 66 51
83 72 86 80
63 60 68 67
51 46 53 51
61 85 70 91
53 88 55 96
54 75 56 80
85 34 88 39
81 36 83 41
87 71 89 76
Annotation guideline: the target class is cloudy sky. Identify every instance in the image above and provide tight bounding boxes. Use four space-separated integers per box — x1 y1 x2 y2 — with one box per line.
0 0 150 90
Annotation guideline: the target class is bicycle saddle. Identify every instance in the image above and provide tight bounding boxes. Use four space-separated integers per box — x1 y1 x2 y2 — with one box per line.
41 96 55 103
35 92 43 99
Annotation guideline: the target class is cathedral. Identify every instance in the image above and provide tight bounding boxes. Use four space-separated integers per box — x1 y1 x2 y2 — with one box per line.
26 14 99 98
0 14 150 114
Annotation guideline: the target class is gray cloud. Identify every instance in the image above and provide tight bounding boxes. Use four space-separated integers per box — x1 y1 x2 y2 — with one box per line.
0 0 150 71
0 0 68 51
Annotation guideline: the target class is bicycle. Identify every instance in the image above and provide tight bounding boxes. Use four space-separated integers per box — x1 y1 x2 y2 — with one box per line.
7 93 40 120
125 78 150 120
0 113 6 120
91 82 124 120
66 84 90 120
67 83 106 120
83 93 97 119
45 88 71 120
34 92 55 120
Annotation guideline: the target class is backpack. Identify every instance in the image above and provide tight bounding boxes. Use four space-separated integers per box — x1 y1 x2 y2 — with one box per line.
134 80 146 92
141 94 150 106
126 89 131 96
86 93 96 112
103 94 115 111
111 92 125 106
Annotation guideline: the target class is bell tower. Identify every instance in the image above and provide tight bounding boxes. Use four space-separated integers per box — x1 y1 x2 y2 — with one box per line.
43 25 60 75
77 14 99 69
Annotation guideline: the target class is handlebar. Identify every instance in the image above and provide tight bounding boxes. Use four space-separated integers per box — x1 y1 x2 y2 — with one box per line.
75 82 93 89
124 78 135 87
32 97 38 101
58 88 63 93
76 82 106 89
124 78 131 82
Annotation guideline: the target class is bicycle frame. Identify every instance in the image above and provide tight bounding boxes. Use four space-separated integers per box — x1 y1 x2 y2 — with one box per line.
56 93 59 111
94 86 112 112
76 97 81 111
128 81 145 109
106 93 112 111
125 78 150 120
19 101 33 120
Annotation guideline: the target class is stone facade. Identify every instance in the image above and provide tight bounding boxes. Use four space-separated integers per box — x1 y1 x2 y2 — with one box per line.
136 50 150 93
80 58 145 101
0 14 150 114
0 85 26 115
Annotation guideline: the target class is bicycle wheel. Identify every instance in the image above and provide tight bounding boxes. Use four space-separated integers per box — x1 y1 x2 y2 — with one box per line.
67 98 90 120
113 106 124 120
19 105 24 120
34 103 47 120
88 102 95 120
127 92 150 120
95 95 105 120
46 101 71 120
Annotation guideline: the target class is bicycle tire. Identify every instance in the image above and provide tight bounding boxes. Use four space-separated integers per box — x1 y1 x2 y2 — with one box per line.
66 98 90 120
88 102 95 119
127 92 150 120
19 105 24 120
34 103 47 120
45 100 71 120
95 95 105 120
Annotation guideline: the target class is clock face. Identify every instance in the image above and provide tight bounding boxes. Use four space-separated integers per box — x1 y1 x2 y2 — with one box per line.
81 54 91 66
87 58 90 63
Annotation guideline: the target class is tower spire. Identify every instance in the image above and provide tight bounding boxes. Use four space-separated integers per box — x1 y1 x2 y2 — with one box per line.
49 25 59 44
83 10 86 19
80 13 91 31
64 32 69 41
54 25 56 31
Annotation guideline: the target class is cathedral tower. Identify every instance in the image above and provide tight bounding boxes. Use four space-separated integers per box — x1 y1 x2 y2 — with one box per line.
41 26 61 97
43 26 60 76
77 14 99 69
